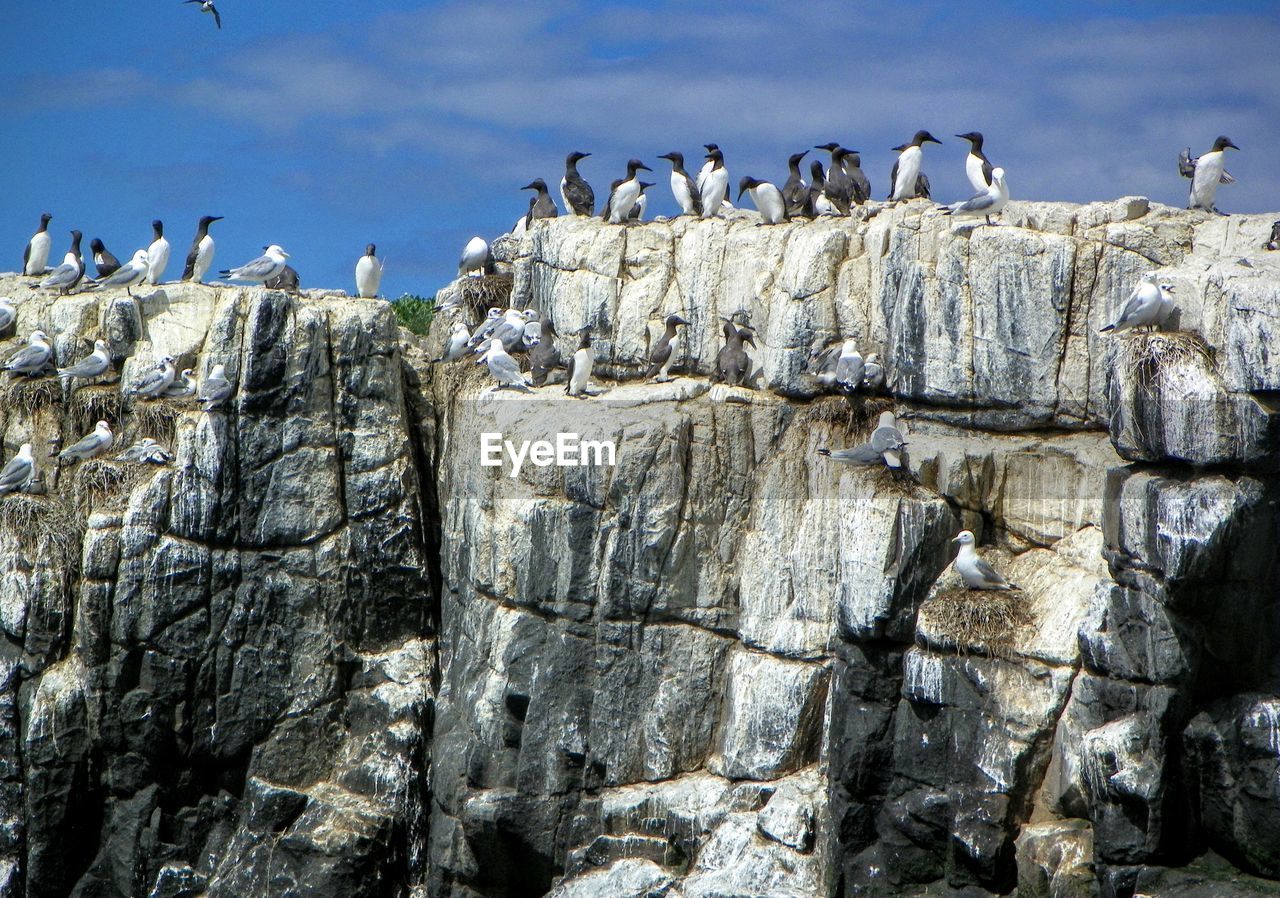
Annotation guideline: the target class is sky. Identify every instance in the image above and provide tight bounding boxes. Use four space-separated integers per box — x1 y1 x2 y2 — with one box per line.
3 1 1278 299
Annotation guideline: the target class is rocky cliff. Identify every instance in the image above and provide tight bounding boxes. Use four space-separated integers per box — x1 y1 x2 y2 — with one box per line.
0 195 1277 898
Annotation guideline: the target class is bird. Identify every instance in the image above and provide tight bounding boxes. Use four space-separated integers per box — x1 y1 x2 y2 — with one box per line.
645 314 688 382
1180 136 1238 214
699 147 730 218
118 438 173 465
131 356 177 399
185 0 221 29
862 353 885 391
834 341 865 392
523 179 558 227
521 311 542 348
951 530 1018 590
434 322 471 363
809 161 838 216
565 327 594 398
956 132 995 192
0 444 36 496
658 152 703 216
869 411 907 468
89 238 121 277
889 130 941 201
1100 276 1165 334
629 182 655 221
0 301 15 336
355 243 383 298
1265 221 1280 251
604 159 652 224
3 330 52 377
713 318 755 386
696 143 734 210
57 420 113 464
807 339 861 391
34 231 85 294
265 265 300 293
528 318 562 386
181 215 223 283
163 368 197 399
481 338 531 391
198 363 233 408
466 307 505 349
458 236 495 278
816 144 853 214
84 248 150 296
23 212 53 276
1155 283 1177 328
844 151 872 204
57 339 112 384
781 151 811 219
560 151 595 216
220 245 289 284
145 220 170 285
943 167 1009 226
737 177 787 225
483 309 534 354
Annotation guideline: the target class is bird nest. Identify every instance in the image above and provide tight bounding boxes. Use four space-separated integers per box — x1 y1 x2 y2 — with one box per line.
801 394 895 436
131 401 183 446
70 385 123 433
71 459 147 509
1119 331 1214 394
919 587 1031 658
0 492 79 566
459 273 514 320
2 377 61 413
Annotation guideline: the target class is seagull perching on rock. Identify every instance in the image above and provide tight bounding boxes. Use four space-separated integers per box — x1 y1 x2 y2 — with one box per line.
1100 275 1166 335
458 237 494 278
434 322 471 363
0 444 36 496
131 356 177 399
220 245 289 285
85 248 150 296
118 438 173 465
34 231 85 295
1180 136 1238 214
57 339 112 384
817 412 908 471
951 530 1019 591
199 363 233 409
3 330 52 377
480 338 531 391
57 420 114 464
942 167 1009 226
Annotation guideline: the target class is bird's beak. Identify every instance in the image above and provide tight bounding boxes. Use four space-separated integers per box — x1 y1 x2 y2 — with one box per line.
1228 140 1240 150
950 536 960 544
737 185 747 200
639 163 652 172
926 135 942 145
211 216 224 222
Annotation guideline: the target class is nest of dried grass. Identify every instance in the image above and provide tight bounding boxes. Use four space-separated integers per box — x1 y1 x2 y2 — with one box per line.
0 492 79 567
3 377 61 413
1120 331 1214 394
801 393 896 438
70 385 122 433
459 273 514 321
920 587 1031 658
71 459 146 509
131 401 181 446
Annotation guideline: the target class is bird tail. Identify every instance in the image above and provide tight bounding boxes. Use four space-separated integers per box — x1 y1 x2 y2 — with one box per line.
816 448 832 457
1099 324 1115 334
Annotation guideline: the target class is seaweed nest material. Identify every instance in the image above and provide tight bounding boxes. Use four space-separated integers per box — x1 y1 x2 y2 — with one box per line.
919 587 1032 658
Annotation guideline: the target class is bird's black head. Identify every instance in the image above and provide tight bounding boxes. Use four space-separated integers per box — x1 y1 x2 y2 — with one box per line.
736 176 759 200
1212 135 1239 152
90 238 105 252
200 215 224 227
638 181 655 191
658 151 684 167
566 151 590 164
788 150 808 166
70 230 83 245
667 314 689 327
626 159 651 175
704 143 719 152
522 178 548 191
845 151 862 165
152 219 163 235
914 130 942 146
815 142 840 153
956 131 984 147
40 212 52 226
705 147 724 163
365 243 377 256
809 160 826 181
741 328 757 349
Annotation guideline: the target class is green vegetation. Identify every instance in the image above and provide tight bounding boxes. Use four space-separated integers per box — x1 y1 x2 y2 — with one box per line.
393 294 435 336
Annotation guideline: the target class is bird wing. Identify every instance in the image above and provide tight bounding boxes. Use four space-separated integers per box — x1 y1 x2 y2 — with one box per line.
835 354 864 385
230 255 278 279
870 425 905 453
488 353 525 383
1114 285 1150 326
182 239 200 280
951 191 997 215
646 339 672 377
133 367 168 392
97 250 120 276
564 176 595 215
211 3 222 28
5 344 45 370
1219 170 1236 185
916 173 931 200
23 241 30 271
826 443 882 465
1177 148 1196 179
0 457 30 490
974 556 1009 587
887 159 899 199
806 344 842 375
982 159 994 187
684 173 703 215
59 354 106 377
40 262 76 287
850 168 871 203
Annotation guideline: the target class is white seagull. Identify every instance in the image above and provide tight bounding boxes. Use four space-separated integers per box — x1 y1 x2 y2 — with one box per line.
57 339 112 383
943 167 1009 226
219 245 289 284
198 363 234 408
58 420 114 464
3 330 52 377
481 338 531 391
131 356 177 399
85 249 150 296
1101 275 1164 335
0 444 36 495
951 530 1018 590
458 237 493 278
434 322 471 363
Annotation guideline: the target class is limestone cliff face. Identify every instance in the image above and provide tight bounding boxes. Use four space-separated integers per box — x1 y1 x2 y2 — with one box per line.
0 196 1275 898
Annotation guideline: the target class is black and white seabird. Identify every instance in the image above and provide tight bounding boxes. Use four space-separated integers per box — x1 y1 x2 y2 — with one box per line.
219 245 289 284
815 144 853 214
1266 221 1280 251
458 236 495 277
145 220 170 284
23 212 53 276
889 131 941 201
738 176 787 225
355 243 383 298
844 151 871 204
1180 136 1239 213
89 238 121 277
84 249 149 296
956 132 994 192
713 318 756 386
265 265 300 293
523 179 558 227
943 167 1009 226
809 161 837 216
629 181 655 221
645 314 688 382
560 151 595 216
185 0 221 29
34 231 84 294
181 215 223 283
699 147 730 218
781 151 812 219
565 327 594 398
603 159 652 224
528 318 562 386
696 143 733 210
658 152 703 216
952 530 1018 591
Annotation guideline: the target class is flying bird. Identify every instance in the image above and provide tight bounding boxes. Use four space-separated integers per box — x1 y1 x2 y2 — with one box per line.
181 215 223 283
23 212 53 276
1180 136 1239 214
951 530 1019 590
185 0 222 29
355 243 383 298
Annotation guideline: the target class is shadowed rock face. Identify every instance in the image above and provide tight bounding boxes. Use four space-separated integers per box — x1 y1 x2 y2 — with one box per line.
0 196 1277 898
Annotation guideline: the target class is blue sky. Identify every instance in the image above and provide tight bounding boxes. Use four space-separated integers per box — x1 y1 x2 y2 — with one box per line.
3 1 1278 299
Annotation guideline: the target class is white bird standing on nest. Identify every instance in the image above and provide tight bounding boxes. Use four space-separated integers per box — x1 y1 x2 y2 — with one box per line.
57 420 114 464
0 444 36 495
951 530 1019 591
